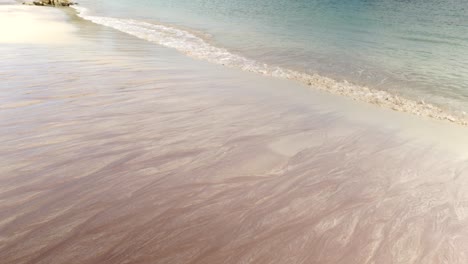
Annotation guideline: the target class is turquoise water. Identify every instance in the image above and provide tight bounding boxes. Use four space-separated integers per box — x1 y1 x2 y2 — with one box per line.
76 0 468 112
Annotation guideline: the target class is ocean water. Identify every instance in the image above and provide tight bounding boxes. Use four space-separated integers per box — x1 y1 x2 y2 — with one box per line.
75 0 468 116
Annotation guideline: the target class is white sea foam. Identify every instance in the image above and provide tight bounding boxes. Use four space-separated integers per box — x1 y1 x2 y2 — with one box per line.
74 6 468 126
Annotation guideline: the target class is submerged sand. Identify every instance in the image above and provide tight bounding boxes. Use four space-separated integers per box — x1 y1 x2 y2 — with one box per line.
1 4 468 264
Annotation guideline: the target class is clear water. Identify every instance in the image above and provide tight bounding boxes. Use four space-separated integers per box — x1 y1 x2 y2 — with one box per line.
77 0 468 112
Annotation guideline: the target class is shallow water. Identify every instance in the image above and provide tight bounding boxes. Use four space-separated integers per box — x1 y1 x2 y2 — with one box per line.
1 6 468 263
77 0 468 113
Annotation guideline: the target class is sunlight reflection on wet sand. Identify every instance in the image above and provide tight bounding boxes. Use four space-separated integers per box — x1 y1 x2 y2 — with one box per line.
0 5 79 44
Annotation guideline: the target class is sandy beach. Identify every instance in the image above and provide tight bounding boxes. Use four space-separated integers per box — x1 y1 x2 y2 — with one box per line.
0 4 78 44
1 3 468 264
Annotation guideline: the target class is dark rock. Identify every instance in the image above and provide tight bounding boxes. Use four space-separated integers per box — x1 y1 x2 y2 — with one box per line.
26 0 76 7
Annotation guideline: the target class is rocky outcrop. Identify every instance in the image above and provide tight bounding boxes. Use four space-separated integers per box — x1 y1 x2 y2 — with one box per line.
25 0 76 6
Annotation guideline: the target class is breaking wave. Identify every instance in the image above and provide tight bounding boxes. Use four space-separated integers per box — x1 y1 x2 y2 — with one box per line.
74 6 467 126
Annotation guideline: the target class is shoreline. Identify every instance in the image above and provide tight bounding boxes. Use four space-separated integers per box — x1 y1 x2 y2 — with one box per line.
4 0 467 126
72 5 468 127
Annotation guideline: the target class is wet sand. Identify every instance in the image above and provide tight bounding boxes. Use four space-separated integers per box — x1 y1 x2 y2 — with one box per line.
1 6 468 264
